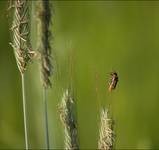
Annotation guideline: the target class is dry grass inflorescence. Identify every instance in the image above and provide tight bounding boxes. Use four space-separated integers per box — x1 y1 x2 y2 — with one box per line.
9 0 34 74
58 89 79 150
36 0 53 89
98 108 115 150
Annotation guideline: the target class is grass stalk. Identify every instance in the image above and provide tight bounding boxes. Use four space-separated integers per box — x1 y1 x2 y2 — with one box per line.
8 0 34 149
43 88 50 149
36 0 53 149
21 73 29 150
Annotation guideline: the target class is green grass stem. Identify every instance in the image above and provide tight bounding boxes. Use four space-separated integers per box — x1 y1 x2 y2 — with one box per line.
43 88 50 149
21 73 29 150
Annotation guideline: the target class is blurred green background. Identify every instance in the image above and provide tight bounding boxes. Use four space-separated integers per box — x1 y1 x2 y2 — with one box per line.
1 1 159 149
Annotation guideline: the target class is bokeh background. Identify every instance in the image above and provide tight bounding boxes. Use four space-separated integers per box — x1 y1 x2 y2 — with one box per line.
1 1 159 149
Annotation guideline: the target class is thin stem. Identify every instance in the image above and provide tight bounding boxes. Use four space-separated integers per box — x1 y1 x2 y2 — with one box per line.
21 73 29 150
43 88 50 149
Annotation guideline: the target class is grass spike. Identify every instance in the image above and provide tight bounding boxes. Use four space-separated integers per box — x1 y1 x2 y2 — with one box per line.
37 0 53 88
58 89 79 150
98 108 115 150
9 0 34 74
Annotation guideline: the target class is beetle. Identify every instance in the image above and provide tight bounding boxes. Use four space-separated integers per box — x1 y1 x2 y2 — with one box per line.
108 72 119 92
